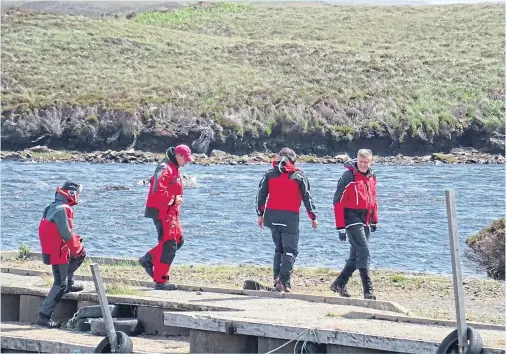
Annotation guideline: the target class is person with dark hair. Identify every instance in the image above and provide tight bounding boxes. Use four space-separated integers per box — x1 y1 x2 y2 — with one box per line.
139 144 193 290
256 147 318 292
37 181 86 328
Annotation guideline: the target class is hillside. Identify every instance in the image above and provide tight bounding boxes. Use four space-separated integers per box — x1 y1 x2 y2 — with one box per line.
1 2 504 155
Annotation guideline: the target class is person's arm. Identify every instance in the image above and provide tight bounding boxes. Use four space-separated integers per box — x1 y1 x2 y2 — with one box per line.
53 206 83 256
256 172 270 216
298 173 317 220
333 170 354 232
371 175 378 230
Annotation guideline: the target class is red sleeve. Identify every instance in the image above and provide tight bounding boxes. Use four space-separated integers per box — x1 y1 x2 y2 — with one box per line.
333 171 353 231
372 177 378 224
66 235 83 256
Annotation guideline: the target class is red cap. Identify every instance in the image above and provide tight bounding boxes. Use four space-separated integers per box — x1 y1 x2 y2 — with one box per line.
174 144 193 162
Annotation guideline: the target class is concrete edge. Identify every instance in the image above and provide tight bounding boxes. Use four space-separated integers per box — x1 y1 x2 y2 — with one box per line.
1 265 408 314
163 312 506 354
1 334 95 353
343 311 505 332
0 285 235 313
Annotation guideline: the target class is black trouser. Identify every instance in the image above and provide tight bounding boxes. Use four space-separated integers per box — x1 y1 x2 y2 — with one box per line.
39 253 85 318
337 225 373 293
346 224 370 270
271 226 299 287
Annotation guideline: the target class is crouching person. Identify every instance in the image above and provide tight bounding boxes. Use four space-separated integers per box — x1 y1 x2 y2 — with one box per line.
37 181 86 328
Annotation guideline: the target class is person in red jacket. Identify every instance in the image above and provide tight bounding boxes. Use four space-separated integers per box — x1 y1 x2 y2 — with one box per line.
256 147 318 293
139 144 193 290
37 181 86 328
331 149 378 300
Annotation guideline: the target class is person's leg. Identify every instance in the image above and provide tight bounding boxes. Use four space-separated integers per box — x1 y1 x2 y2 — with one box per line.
66 252 86 293
37 264 69 328
271 227 283 286
348 225 375 299
331 232 357 297
278 229 299 292
152 218 178 290
139 219 162 278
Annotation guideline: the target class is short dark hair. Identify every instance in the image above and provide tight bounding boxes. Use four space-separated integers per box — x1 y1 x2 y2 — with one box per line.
278 147 297 163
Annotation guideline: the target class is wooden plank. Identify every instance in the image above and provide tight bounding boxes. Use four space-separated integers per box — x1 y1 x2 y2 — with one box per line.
343 311 505 332
90 263 118 352
1 335 95 353
445 189 467 354
164 312 506 354
163 312 439 354
0 285 233 312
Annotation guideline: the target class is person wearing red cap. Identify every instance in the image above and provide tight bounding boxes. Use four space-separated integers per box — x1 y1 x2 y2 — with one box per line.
37 181 86 328
139 144 193 290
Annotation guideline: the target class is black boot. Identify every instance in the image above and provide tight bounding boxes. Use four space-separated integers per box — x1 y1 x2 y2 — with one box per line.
359 268 376 300
64 280 84 294
330 263 355 297
154 282 177 291
138 254 154 278
36 314 61 329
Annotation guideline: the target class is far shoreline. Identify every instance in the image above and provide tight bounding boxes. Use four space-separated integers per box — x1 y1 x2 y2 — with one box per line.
1 146 504 166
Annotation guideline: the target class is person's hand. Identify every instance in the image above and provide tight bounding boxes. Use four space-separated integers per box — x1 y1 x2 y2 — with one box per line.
77 246 86 259
175 195 184 205
338 231 346 242
311 219 318 229
257 216 264 229
370 224 377 232
177 236 184 250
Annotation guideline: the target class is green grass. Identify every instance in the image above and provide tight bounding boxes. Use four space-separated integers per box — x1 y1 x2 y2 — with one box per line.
1 2 504 141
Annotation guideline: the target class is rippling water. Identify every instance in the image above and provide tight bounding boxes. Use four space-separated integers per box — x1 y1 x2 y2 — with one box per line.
1 160 504 277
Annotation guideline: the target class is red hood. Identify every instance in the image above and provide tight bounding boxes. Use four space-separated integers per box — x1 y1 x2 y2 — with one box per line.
272 157 298 173
56 186 78 206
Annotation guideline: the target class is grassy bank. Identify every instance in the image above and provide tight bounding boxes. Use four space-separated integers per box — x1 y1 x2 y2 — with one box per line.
2 257 504 324
1 2 504 154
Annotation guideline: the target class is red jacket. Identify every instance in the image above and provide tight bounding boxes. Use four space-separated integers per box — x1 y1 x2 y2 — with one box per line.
39 195 83 265
256 157 317 232
145 150 184 221
333 161 378 231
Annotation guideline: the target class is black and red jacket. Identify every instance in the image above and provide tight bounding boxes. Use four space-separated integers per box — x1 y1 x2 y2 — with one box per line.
256 157 317 232
333 161 378 231
38 190 83 265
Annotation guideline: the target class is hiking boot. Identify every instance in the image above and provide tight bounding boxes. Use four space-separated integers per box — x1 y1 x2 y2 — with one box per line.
274 280 285 293
154 282 177 291
359 268 377 300
138 254 154 278
331 282 351 297
64 282 84 294
283 285 292 293
36 316 61 329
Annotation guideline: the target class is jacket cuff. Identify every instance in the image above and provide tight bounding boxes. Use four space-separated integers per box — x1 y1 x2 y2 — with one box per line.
337 228 346 233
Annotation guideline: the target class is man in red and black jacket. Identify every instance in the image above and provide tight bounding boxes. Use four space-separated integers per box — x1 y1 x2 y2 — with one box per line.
331 149 378 300
37 181 86 328
256 148 318 292
139 144 193 290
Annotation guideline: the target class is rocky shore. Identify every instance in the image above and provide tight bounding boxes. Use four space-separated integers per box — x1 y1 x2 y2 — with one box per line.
1 146 504 165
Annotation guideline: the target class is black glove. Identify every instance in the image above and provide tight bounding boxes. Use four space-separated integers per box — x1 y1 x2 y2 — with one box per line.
338 231 346 242
370 225 377 233
176 236 184 250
